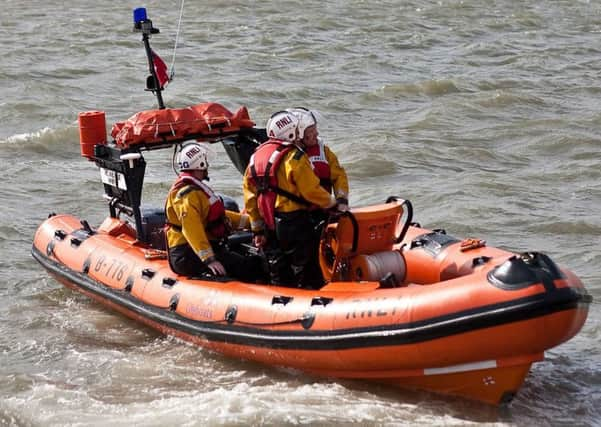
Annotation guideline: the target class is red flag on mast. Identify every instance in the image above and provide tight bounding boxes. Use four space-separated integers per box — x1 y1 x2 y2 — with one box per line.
151 50 170 89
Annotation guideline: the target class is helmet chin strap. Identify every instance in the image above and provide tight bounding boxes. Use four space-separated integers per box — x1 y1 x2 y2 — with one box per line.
293 138 306 151
201 168 210 181
185 168 210 181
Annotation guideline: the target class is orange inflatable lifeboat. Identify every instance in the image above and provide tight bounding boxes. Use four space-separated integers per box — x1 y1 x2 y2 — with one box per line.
31 107 591 405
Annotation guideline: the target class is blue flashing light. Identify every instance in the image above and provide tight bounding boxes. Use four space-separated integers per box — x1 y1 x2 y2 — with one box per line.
133 7 147 24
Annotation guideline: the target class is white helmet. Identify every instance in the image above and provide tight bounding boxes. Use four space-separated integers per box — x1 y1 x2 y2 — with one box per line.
177 143 209 171
266 111 299 142
287 107 317 139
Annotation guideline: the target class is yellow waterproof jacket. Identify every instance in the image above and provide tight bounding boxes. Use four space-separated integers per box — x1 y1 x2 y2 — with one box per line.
243 145 336 234
165 183 248 262
323 145 349 200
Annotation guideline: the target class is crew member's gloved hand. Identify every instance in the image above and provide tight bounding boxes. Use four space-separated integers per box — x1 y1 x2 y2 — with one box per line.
253 233 267 248
207 260 226 276
336 197 349 212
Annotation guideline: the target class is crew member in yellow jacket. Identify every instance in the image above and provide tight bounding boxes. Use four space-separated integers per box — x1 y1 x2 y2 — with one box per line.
243 110 342 288
286 107 349 209
286 107 350 285
166 142 262 281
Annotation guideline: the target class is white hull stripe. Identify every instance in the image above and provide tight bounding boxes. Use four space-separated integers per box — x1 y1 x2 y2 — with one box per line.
424 360 497 375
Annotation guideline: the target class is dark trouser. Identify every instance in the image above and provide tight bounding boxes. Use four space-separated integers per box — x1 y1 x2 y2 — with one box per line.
168 242 264 282
274 210 324 289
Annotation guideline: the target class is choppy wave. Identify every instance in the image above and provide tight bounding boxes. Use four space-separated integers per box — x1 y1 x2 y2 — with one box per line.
0 126 81 158
374 79 461 98
1 128 56 145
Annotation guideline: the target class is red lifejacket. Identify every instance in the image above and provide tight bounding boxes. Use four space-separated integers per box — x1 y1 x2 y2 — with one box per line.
168 173 228 238
305 142 332 193
247 139 311 230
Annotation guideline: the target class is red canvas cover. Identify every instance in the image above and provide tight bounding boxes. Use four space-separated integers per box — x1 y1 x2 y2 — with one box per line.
111 103 254 147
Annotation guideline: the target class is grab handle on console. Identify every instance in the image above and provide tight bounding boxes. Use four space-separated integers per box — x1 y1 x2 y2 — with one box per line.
385 197 413 244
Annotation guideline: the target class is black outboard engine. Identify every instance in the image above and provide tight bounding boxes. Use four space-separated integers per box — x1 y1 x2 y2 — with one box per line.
221 128 268 175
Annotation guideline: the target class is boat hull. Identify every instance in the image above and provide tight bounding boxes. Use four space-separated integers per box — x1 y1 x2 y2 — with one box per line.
32 213 591 404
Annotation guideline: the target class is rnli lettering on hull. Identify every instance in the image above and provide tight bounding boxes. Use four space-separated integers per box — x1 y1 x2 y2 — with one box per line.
345 296 408 319
185 304 213 320
185 290 219 320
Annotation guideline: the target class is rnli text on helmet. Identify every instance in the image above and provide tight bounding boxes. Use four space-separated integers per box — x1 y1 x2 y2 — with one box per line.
275 116 292 129
185 145 202 159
